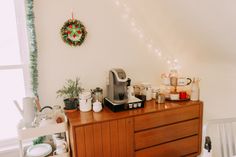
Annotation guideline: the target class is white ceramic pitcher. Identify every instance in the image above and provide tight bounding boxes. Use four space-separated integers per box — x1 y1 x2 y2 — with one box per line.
14 97 35 127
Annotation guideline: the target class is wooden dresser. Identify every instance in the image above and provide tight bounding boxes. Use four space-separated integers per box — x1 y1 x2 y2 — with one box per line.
66 100 203 157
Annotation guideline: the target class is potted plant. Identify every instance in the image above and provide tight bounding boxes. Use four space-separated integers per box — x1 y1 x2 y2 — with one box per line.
57 77 83 110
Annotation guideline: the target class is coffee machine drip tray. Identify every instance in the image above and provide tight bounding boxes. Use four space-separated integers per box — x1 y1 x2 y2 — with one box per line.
104 97 144 112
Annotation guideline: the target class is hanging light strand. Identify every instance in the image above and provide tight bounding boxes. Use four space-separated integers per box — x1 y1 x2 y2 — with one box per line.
112 0 181 70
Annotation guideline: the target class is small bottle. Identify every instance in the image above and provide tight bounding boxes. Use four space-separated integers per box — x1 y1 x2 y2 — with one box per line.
190 78 200 101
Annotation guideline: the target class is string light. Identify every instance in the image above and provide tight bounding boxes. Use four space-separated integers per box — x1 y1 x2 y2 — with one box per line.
147 43 152 49
174 58 178 63
112 0 180 70
154 49 162 57
139 32 144 39
131 21 136 27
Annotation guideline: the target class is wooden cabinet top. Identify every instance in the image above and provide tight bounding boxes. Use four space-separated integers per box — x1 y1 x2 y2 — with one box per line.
66 100 203 127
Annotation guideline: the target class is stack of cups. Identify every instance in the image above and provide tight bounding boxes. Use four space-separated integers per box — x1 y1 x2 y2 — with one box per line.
52 133 67 155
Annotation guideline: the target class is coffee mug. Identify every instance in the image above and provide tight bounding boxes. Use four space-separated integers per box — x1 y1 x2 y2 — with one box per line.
53 148 67 155
52 133 60 140
177 77 192 86
161 78 170 86
53 138 67 155
179 91 187 99
55 139 67 147
170 93 179 100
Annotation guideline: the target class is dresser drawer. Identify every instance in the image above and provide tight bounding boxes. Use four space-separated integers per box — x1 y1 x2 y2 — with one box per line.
135 119 199 150
134 104 200 131
135 135 199 157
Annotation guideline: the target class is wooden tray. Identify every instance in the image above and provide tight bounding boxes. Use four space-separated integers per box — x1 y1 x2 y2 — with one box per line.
165 98 190 102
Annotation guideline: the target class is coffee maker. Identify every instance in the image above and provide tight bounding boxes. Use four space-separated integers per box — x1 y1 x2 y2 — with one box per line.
108 68 128 104
105 68 144 112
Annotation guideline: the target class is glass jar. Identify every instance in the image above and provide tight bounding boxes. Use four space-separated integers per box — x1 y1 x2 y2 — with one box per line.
156 92 165 104
91 87 103 103
79 91 92 112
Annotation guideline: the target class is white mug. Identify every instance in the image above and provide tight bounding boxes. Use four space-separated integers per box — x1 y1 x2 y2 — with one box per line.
53 148 67 155
161 78 170 86
177 77 192 86
170 93 179 100
55 139 67 147
53 139 67 155
52 133 62 144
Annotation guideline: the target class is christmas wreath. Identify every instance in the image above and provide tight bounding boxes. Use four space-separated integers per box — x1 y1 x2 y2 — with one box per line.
61 19 87 46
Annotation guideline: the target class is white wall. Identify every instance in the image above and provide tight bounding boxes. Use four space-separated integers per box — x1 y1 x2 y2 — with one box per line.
34 0 168 107
35 0 236 121
130 0 236 120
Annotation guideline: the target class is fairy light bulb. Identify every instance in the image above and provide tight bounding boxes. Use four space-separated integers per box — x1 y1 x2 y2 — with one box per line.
132 27 139 34
123 4 130 13
154 49 162 57
167 60 171 64
115 0 120 6
122 13 129 19
147 43 152 49
122 3 128 8
131 21 136 27
154 48 159 53
139 33 144 39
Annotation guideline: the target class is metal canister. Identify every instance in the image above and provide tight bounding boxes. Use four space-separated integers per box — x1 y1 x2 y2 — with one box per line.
91 87 103 103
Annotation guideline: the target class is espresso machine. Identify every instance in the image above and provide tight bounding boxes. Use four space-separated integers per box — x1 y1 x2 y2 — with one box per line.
104 68 144 112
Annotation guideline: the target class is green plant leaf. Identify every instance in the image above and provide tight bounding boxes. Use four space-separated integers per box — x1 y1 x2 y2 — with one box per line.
56 77 83 99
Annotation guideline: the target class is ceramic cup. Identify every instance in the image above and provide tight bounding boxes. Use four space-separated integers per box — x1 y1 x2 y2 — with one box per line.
161 78 170 86
53 138 67 155
55 138 67 146
52 133 61 143
170 93 179 100
53 147 67 155
179 91 187 99
177 77 192 86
